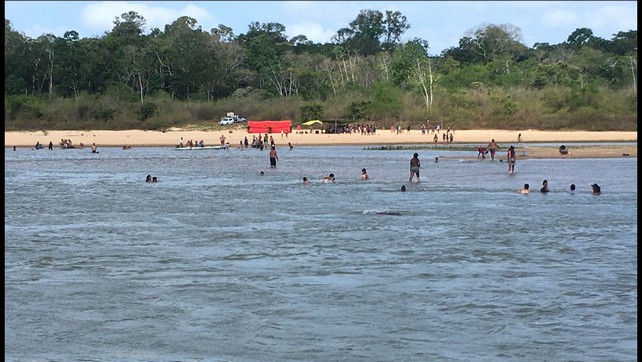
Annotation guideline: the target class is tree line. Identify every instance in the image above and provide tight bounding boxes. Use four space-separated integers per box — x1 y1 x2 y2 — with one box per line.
4 9 638 131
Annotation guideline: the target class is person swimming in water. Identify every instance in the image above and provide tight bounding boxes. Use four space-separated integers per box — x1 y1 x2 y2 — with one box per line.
322 173 335 183
518 183 530 194
540 180 549 193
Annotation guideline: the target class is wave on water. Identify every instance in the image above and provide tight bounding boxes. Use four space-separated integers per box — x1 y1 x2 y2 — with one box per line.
362 209 403 215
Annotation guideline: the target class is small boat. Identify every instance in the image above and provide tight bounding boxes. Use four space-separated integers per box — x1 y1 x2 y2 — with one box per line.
174 145 229 150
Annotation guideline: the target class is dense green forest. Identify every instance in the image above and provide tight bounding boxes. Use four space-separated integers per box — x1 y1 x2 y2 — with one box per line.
4 9 638 131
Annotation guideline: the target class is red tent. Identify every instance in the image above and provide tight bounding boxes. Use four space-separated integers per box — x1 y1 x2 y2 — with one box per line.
247 120 292 134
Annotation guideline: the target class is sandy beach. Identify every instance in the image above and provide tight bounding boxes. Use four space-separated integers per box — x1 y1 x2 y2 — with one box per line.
5 128 637 159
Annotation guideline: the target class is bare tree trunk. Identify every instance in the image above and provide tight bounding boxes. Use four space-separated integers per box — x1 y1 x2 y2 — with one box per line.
341 58 348 84
578 70 587 89
323 59 338 95
48 50 54 96
348 54 356 82
428 58 434 108
630 56 637 95
417 60 430 111
138 73 144 104
380 54 390 81
269 69 285 96
72 81 79 102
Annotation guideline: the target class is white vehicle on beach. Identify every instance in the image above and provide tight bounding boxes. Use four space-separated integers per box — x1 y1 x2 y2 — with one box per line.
219 117 235 125
220 112 246 125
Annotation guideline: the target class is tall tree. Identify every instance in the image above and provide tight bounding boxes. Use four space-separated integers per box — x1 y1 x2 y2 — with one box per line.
345 9 384 56
382 10 410 51
5 19 31 95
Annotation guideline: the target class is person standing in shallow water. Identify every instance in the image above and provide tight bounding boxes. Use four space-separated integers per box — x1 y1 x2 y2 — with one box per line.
507 146 516 174
488 139 498 160
409 153 421 182
269 146 278 168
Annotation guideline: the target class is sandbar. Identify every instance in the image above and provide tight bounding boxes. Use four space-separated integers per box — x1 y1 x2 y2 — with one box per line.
5 128 637 159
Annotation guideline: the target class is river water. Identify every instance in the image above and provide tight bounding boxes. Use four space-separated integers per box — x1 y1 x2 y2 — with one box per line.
4 145 637 361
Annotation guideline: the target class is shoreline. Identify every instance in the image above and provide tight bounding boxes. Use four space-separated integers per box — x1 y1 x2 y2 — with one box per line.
5 129 637 159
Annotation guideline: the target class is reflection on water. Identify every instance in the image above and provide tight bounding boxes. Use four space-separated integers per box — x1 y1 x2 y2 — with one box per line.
5 146 637 361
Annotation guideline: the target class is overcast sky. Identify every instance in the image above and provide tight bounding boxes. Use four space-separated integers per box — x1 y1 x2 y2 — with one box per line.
5 1 638 54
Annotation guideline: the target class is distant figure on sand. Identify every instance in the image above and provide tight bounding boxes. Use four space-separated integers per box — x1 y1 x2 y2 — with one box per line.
48 141 54 150
507 146 516 174
409 153 421 182
518 133 523 143
591 183 601 195
361 168 369 180
519 183 530 194
269 146 279 168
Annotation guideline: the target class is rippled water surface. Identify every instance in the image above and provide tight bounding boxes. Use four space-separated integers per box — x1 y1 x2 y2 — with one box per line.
5 146 637 361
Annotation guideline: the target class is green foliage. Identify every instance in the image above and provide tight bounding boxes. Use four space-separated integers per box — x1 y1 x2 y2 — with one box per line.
369 82 403 117
346 101 371 121
138 102 158 121
5 74 27 95
185 103 216 121
440 65 491 89
490 96 519 115
5 95 44 120
2 13 637 132
93 108 116 122
299 104 324 121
